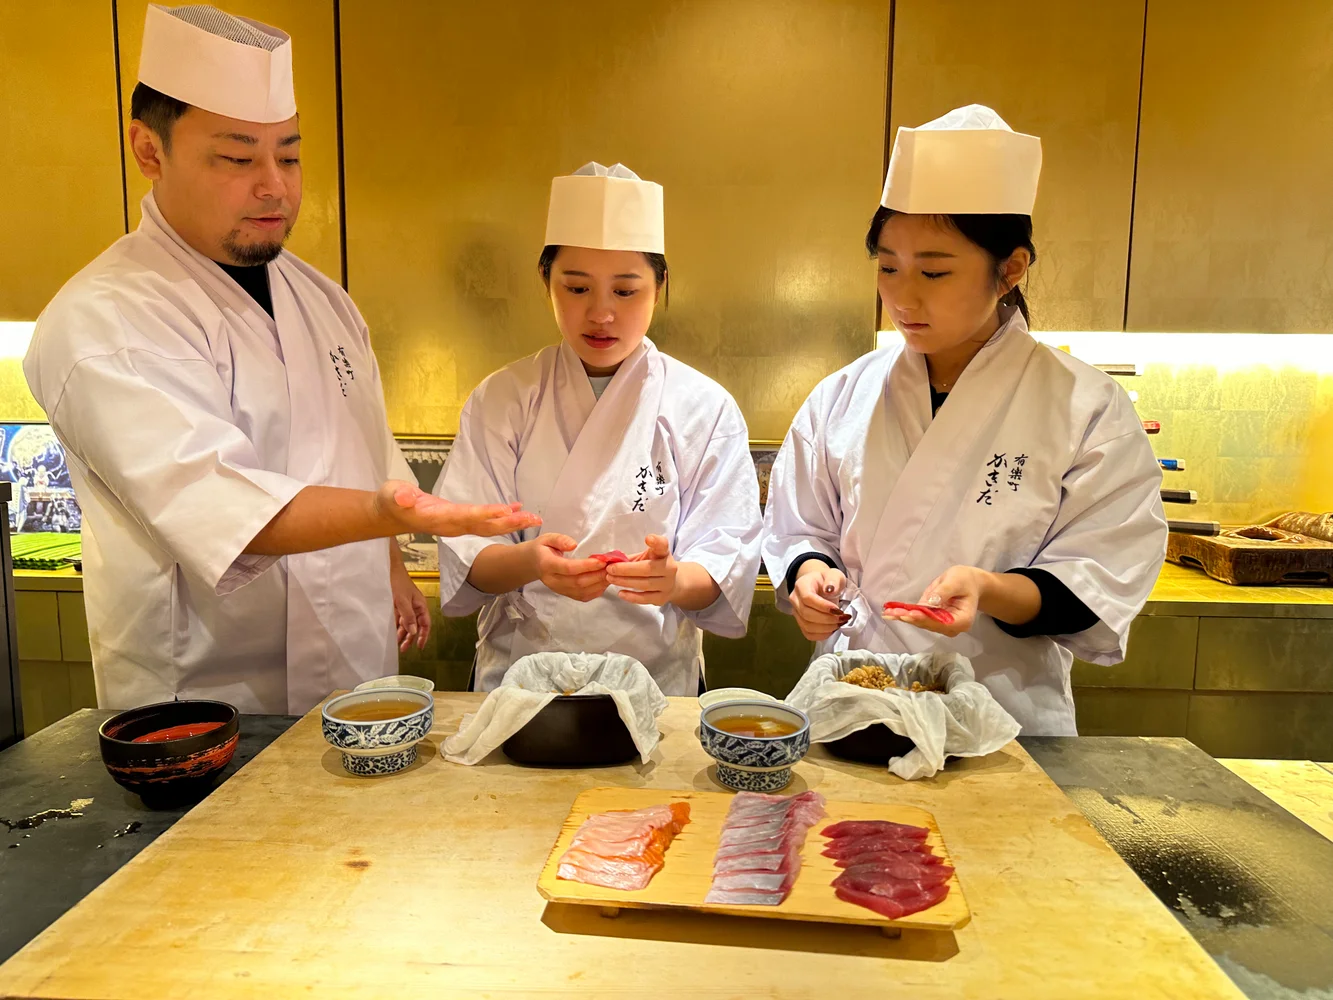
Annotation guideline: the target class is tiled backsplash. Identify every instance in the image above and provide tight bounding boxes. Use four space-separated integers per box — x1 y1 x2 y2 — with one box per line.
1124 363 1332 524
1045 332 1332 526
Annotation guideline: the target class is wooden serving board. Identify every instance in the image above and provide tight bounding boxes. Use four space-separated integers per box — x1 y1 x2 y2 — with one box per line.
1168 529 1333 585
537 786 969 932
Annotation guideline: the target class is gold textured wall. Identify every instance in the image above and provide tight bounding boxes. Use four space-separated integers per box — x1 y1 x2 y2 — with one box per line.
1128 0 1333 332
0 0 125 320
114 0 344 281
888 0 1146 332
340 0 887 438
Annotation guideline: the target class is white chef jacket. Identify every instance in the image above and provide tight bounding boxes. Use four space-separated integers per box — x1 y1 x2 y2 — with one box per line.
436 339 762 695
761 308 1167 735
23 194 413 713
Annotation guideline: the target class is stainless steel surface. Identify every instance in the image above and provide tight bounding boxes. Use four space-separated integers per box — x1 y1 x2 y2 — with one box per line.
1024 735 1333 1000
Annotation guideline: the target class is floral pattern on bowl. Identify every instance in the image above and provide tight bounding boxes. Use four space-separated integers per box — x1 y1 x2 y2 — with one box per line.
699 700 810 793
342 744 419 777
322 688 434 753
714 762 797 793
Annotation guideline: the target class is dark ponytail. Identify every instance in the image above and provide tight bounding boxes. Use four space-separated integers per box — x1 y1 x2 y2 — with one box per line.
865 206 1037 324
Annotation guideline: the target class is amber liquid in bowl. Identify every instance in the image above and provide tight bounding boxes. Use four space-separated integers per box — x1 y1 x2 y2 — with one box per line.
712 715 800 738
331 699 424 723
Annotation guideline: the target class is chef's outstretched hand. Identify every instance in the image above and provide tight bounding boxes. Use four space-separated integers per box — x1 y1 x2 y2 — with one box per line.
883 565 981 638
790 562 850 642
529 533 609 602
377 481 541 538
607 535 677 606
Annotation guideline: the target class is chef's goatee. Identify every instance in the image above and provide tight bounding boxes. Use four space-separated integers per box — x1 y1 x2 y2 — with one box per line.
222 224 293 266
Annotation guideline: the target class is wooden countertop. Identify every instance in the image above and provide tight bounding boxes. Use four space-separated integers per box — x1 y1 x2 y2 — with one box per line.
1146 561 1333 615
0 694 1242 999
1220 758 1333 841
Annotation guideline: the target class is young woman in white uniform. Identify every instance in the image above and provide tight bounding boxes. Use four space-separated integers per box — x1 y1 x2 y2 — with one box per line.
762 106 1168 735
436 163 763 695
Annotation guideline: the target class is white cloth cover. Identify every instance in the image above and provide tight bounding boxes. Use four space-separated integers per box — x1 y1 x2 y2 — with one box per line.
544 162 665 253
881 104 1041 215
441 652 668 765
139 4 297 123
785 650 1021 781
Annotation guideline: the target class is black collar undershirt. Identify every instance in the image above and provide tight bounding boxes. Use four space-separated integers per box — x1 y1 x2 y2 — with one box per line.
217 261 273 319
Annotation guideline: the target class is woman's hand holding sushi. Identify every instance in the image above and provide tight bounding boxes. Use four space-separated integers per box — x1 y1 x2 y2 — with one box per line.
606 535 723 611
529 533 611 602
790 562 851 642
885 565 1041 637
883 566 981 637
606 534 677 606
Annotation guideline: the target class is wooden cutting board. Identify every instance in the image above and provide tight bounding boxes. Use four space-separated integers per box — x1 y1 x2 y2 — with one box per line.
538 787 968 932
1168 529 1333 585
0 694 1247 1000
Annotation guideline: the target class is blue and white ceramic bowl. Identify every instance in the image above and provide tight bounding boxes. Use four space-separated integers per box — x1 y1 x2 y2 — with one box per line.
322 687 434 777
699 700 810 793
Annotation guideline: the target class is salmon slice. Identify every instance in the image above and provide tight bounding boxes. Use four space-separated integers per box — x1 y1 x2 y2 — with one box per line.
557 802 690 891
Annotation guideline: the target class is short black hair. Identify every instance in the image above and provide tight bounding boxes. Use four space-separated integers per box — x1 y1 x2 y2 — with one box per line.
130 82 191 152
538 245 670 306
866 206 1038 324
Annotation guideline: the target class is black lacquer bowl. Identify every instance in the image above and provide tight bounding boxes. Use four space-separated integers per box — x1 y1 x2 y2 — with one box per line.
824 723 917 765
98 700 240 807
501 694 639 767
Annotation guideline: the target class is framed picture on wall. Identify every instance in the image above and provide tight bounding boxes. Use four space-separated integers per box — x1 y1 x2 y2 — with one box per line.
0 422 82 535
750 441 782 510
393 435 453 576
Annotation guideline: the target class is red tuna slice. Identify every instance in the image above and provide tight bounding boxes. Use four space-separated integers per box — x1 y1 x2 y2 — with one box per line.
822 835 936 858
591 550 629 565
882 601 955 624
833 848 943 869
822 820 929 841
835 882 949 919
832 871 952 897
836 866 948 885
840 861 954 882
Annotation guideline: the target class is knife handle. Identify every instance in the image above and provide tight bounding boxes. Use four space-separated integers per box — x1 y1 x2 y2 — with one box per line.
1169 519 1220 536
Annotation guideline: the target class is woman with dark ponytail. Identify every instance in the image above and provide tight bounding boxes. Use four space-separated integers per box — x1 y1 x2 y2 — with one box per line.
762 106 1167 736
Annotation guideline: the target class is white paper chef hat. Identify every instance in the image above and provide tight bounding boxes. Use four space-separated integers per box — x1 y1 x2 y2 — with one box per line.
544 162 665 254
881 104 1042 215
137 4 296 124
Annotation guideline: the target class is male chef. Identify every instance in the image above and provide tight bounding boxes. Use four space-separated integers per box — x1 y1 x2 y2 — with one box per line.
24 4 539 713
